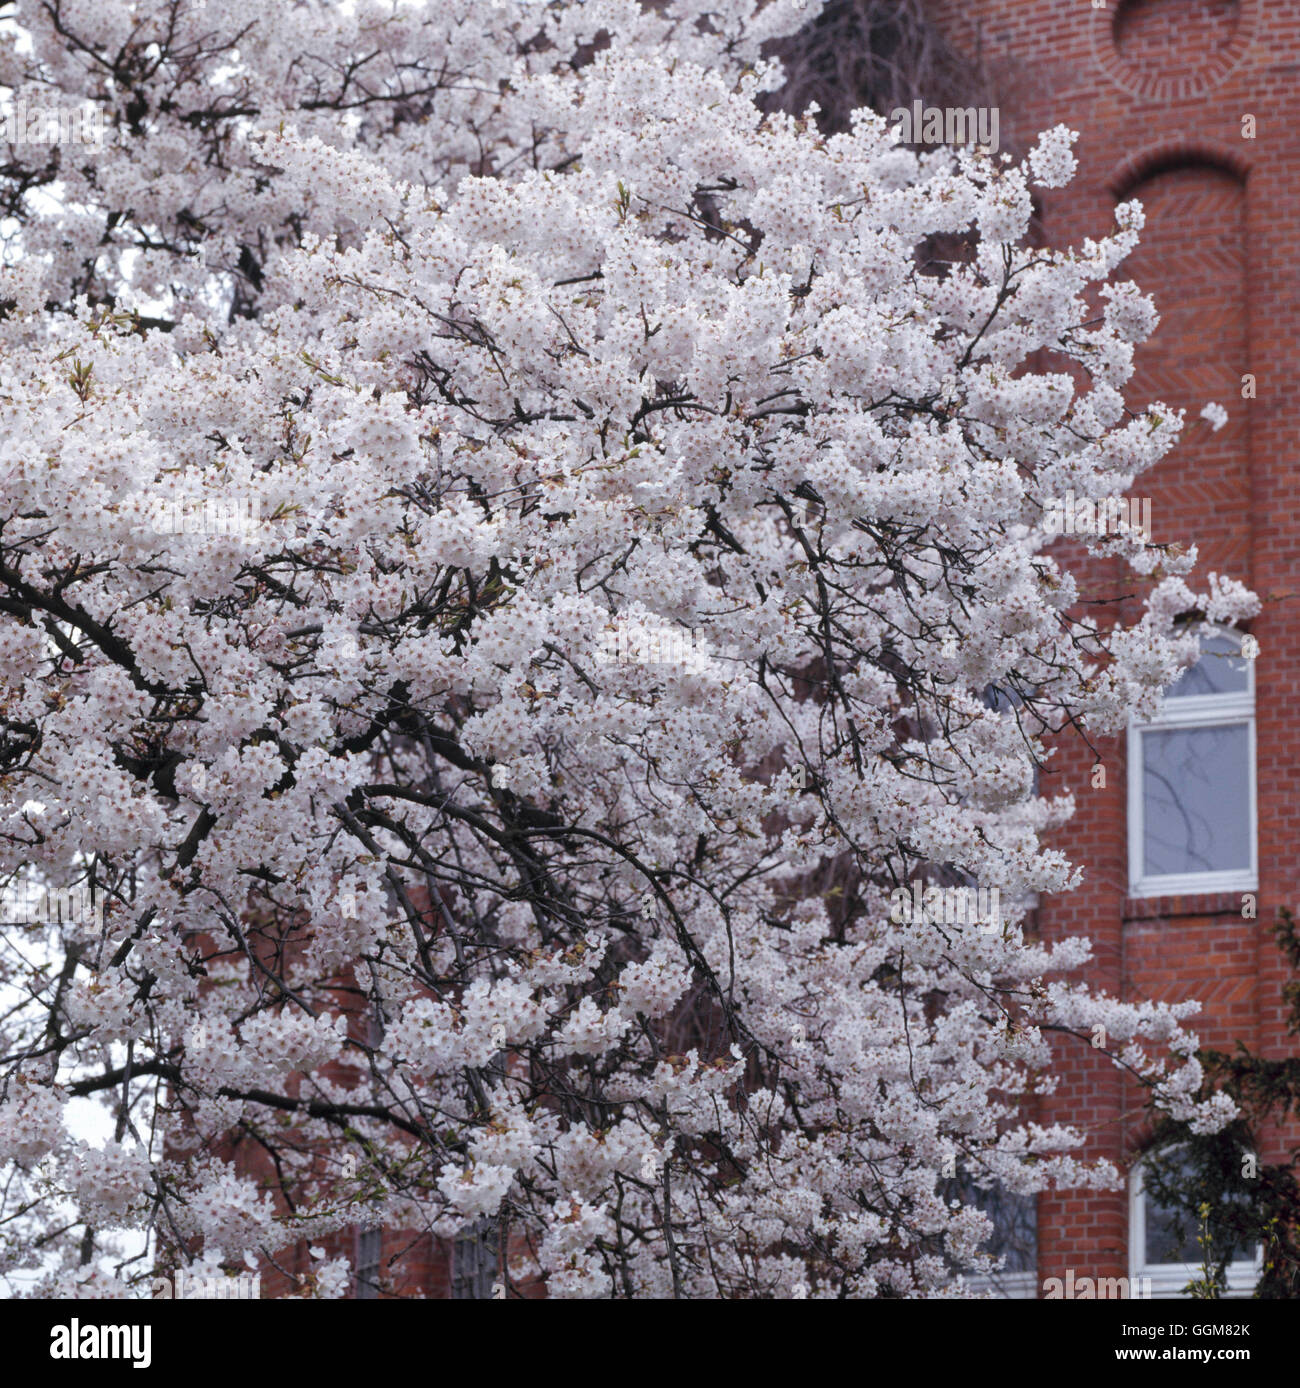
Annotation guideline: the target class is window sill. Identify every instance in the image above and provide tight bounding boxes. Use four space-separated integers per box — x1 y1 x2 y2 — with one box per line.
1122 891 1255 922
1135 1263 1260 1299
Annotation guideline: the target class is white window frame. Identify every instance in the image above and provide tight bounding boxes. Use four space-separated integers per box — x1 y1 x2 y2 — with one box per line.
1127 629 1256 897
1129 1156 1262 1298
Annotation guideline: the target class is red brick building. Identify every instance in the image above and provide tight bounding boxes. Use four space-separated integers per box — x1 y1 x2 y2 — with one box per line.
926 0 1299 1298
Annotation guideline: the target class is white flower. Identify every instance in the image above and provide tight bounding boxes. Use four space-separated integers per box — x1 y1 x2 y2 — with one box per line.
0 1083 65 1166
1027 124 1079 189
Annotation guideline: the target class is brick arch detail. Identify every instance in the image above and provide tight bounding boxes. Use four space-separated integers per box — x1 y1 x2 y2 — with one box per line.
1108 139 1251 201
1090 0 1259 101
1107 154 1251 576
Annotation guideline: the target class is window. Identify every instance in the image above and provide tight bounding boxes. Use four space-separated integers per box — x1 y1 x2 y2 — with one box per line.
978 681 1040 918
1129 1148 1261 1297
354 1226 382 1298
353 1003 386 1298
945 1175 1038 1298
1128 628 1256 896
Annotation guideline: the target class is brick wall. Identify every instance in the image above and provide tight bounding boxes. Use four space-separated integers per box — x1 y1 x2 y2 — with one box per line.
929 0 1300 1297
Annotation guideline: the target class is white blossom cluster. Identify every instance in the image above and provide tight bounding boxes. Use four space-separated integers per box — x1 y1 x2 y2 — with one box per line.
0 0 1255 1298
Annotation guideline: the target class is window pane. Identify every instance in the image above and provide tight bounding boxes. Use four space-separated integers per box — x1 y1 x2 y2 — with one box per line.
1144 1192 1201 1266
356 1226 382 1299
1142 724 1250 876
941 1176 1037 1276
1142 1148 1254 1268
978 1186 1037 1274
1166 632 1250 697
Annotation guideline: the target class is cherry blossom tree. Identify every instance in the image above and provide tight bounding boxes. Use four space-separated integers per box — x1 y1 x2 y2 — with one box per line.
0 0 1255 1298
